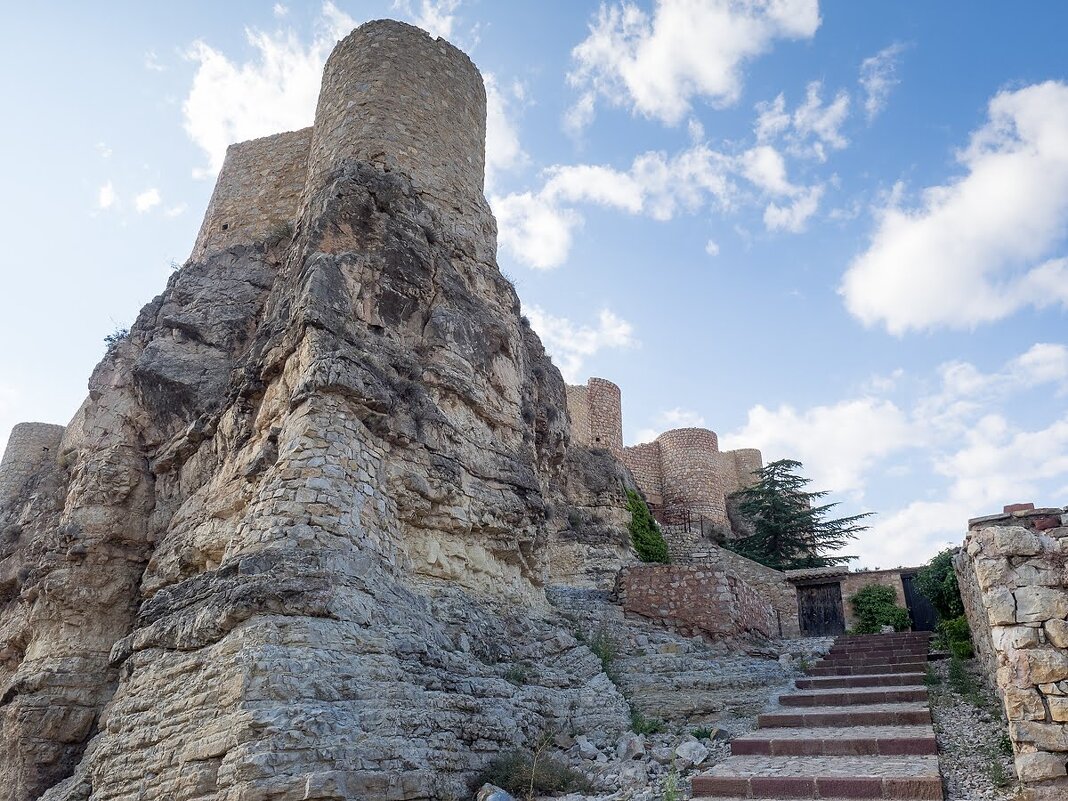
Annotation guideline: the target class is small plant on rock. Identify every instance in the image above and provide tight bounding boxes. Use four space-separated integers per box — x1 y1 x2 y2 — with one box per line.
504 663 532 686
848 584 912 633
630 707 666 735
626 489 669 563
104 327 129 356
935 614 974 658
588 626 618 679
474 736 591 800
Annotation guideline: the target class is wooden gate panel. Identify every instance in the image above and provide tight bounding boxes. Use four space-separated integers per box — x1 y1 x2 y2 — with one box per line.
797 582 846 636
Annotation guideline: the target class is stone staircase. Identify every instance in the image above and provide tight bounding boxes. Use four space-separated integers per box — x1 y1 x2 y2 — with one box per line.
691 632 942 800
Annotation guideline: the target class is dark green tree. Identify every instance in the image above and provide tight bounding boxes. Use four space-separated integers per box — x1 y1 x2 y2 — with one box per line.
724 459 868 571
626 489 669 563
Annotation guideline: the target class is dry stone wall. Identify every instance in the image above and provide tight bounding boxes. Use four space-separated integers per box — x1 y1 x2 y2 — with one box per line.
0 423 64 508
955 504 1068 801
617 563 776 641
689 545 801 637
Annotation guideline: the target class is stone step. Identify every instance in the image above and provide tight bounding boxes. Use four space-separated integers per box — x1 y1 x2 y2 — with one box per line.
779 686 928 707
809 661 928 676
824 647 928 660
758 702 932 728
796 672 926 689
691 754 942 799
732 724 938 756
819 653 931 666
834 633 932 643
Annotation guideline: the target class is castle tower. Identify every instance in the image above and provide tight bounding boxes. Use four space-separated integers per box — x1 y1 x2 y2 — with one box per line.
565 377 623 457
0 422 65 508
655 427 728 528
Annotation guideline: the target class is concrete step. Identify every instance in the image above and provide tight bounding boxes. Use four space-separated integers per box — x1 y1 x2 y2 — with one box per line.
758 702 932 728
779 686 928 707
691 754 942 799
809 661 928 676
796 672 926 689
732 724 938 756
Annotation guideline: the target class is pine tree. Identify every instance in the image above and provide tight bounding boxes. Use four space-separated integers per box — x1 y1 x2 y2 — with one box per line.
724 459 868 571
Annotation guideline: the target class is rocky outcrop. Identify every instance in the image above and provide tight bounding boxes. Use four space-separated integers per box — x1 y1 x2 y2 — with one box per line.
0 20 639 800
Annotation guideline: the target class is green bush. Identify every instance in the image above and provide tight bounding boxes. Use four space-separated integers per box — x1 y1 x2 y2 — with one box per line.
935 614 973 658
626 489 669 563
849 584 912 633
629 708 666 734
475 749 591 798
915 548 965 619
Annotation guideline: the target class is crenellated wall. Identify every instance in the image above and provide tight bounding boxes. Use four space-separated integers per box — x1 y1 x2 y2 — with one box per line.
955 504 1068 800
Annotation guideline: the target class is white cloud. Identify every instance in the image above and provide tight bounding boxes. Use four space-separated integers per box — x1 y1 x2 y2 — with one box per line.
493 192 583 271
859 42 906 121
134 188 161 214
165 203 188 218
525 306 636 382
273 3 289 17
705 239 720 257
484 74 529 191
764 184 823 232
96 142 112 159
634 407 707 443
97 182 116 210
755 81 850 162
841 81 1068 334
392 0 461 40
566 0 820 130
144 49 166 72
740 145 795 195
183 2 357 178
723 397 912 497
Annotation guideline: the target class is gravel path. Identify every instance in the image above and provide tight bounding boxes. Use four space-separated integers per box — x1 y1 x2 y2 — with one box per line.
928 657 1020 801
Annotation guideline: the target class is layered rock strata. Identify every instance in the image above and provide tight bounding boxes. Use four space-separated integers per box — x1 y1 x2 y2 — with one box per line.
0 20 640 800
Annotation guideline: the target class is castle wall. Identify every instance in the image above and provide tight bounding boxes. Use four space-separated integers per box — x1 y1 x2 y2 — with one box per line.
617 563 776 641
565 385 590 446
656 427 727 528
688 546 801 637
190 128 312 261
622 442 663 508
955 505 1068 800
730 448 764 493
586 378 623 456
302 20 494 259
0 422 65 508
839 569 909 631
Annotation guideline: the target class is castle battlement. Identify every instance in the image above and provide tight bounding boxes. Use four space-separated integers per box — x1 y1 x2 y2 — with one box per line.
566 377 763 534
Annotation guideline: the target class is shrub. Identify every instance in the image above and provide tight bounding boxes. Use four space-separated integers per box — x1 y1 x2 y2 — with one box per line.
629 708 666 734
626 489 669 563
849 584 912 633
475 749 591 799
915 548 965 619
935 614 973 658
588 627 618 678
104 327 129 356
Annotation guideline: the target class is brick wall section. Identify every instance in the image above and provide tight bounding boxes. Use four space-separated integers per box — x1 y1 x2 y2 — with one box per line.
190 128 312 261
617 563 776 640
840 569 910 631
955 505 1068 799
0 422 65 508
688 546 800 637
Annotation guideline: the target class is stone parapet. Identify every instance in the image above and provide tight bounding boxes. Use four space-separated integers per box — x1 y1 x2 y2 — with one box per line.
955 504 1068 799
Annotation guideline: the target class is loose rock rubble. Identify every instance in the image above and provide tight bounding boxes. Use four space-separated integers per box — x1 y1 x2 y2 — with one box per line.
929 658 1020 801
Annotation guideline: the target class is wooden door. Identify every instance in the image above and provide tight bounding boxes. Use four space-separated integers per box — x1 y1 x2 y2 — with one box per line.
797 582 846 636
901 573 938 631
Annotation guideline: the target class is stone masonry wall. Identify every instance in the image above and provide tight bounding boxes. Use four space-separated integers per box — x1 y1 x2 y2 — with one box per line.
622 441 662 508
955 504 1068 800
657 427 727 529
586 378 623 456
565 385 590 449
688 545 801 637
0 423 65 508
617 563 776 641
190 129 312 261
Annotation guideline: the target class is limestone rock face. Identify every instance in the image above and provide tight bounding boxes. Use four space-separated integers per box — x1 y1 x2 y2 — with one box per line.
0 20 632 801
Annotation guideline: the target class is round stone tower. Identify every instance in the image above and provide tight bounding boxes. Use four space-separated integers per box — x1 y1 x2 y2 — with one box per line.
586 378 623 456
655 427 727 528
302 20 493 255
0 422 64 508
732 448 764 490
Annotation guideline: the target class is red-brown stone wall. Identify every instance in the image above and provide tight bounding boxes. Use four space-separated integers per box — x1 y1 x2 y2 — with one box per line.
617 563 775 640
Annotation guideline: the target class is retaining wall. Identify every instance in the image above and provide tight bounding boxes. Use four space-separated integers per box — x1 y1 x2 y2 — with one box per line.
955 504 1068 800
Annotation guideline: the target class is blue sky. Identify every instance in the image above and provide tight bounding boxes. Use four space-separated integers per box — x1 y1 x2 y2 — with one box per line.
2 1 1066 568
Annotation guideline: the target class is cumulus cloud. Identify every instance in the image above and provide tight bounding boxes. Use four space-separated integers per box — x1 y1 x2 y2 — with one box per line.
392 0 461 40
841 81 1068 334
525 306 636 382
755 81 850 162
764 184 824 232
634 407 707 444
97 182 116 210
134 188 161 213
705 239 720 257
484 74 529 191
723 397 912 497
859 42 906 121
566 0 820 130
182 3 357 178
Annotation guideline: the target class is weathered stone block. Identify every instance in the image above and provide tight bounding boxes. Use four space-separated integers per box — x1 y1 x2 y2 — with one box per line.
1016 751 1068 780
994 528 1043 556
988 588 1018 624
1013 720 1068 751
1049 697 1068 723
1016 587 1068 623
1005 686 1048 721
1045 619 1068 648
992 625 1040 651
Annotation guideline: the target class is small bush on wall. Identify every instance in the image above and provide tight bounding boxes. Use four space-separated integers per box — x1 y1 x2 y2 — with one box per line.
849 584 912 633
625 490 669 563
